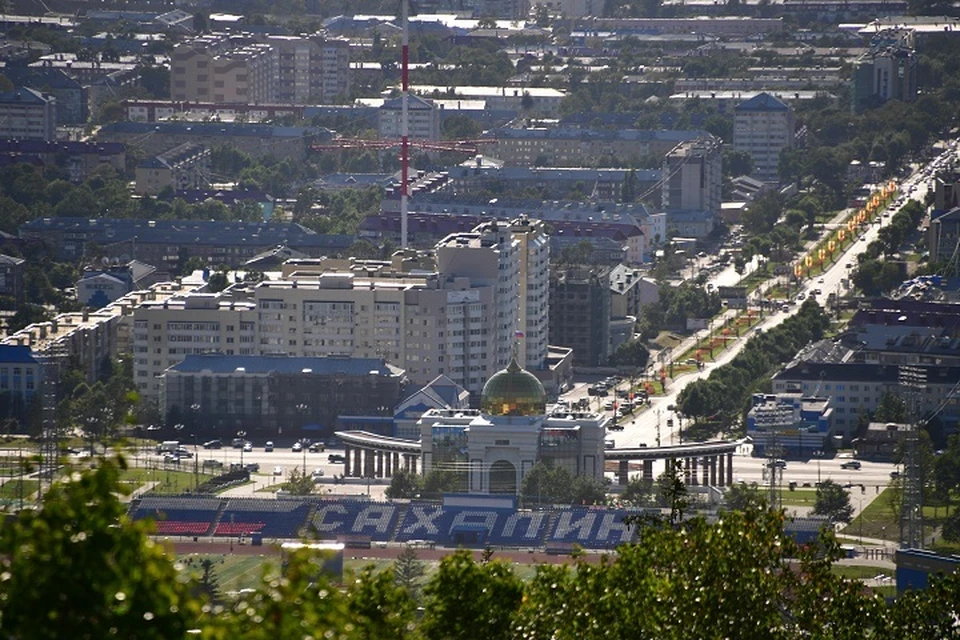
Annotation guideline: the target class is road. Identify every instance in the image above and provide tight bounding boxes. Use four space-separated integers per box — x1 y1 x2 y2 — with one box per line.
563 143 956 485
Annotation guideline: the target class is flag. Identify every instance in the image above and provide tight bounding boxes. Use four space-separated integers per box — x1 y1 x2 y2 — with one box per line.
515 331 525 338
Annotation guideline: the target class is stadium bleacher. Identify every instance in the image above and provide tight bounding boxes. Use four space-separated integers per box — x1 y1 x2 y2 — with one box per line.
546 508 637 549
131 497 222 536
311 500 401 542
215 498 311 538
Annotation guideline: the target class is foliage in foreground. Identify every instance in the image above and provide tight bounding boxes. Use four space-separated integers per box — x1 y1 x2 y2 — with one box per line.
1 457 959 639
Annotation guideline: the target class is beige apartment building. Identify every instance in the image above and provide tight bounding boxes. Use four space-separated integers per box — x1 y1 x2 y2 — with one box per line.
171 33 350 105
132 219 550 403
733 92 796 183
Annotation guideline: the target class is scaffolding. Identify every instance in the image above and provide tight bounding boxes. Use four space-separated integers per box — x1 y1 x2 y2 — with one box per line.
36 345 68 498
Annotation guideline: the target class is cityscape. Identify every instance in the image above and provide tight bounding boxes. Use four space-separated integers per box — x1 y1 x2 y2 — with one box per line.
1 0 960 635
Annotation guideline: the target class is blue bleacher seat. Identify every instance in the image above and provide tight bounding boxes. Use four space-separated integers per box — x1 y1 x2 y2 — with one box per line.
215 498 311 538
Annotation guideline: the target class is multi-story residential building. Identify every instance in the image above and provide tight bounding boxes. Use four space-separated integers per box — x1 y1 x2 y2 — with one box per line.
0 254 25 306
378 95 441 141
662 136 722 218
97 121 327 162
549 266 612 367
2 67 87 125
445 165 662 202
929 207 960 265
171 33 349 105
0 87 56 141
132 219 547 403
0 345 43 427
0 140 125 182
410 85 566 116
160 353 405 439
486 127 705 167
733 92 796 183
135 143 211 195
576 16 784 37
19 217 354 268
772 362 960 439
851 28 917 113
171 34 276 104
510 216 550 371
609 265 658 323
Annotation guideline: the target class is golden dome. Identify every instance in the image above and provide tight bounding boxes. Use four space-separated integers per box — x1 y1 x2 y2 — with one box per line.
480 358 547 417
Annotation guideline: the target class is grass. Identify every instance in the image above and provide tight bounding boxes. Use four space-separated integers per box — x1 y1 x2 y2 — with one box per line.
779 488 818 507
843 488 899 541
0 478 39 500
119 467 214 495
652 331 684 351
831 565 892 581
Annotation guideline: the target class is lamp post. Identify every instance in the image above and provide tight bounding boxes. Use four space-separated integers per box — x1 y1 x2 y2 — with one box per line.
237 430 247 469
813 450 824 485
296 403 309 473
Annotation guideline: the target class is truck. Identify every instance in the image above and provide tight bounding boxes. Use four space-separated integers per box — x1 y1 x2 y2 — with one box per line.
156 440 180 454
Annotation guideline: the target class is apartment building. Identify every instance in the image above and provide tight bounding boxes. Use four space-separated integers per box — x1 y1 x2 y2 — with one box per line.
851 29 917 113
509 216 550 371
132 219 545 403
378 95 441 141
0 87 56 141
661 136 722 218
0 140 125 182
171 33 349 105
0 254 25 306
486 127 705 167
733 92 796 184
549 266 612 368
135 143 210 195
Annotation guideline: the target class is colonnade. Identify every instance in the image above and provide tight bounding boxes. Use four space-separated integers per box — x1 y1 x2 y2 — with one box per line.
617 452 735 487
342 444 419 478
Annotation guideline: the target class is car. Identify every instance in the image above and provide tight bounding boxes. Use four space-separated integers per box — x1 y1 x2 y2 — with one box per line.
243 442 253 453
768 459 787 469
175 447 193 458
328 454 346 464
308 442 325 453
817 277 824 284
845 262 853 269
162 453 180 464
841 460 862 470
231 438 246 448
202 459 223 469
781 304 789 312
203 439 222 449
244 463 260 473
292 442 303 452
264 440 274 452
603 401 614 411
890 470 901 479
813 288 822 295
273 466 283 476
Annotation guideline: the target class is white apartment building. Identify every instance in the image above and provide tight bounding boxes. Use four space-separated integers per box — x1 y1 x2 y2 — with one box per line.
733 92 796 184
0 87 56 141
378 95 441 141
509 216 550 371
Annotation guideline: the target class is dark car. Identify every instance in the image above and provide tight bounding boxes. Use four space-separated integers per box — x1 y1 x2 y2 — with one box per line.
203 439 222 449
840 460 862 470
308 442 325 453
328 454 346 464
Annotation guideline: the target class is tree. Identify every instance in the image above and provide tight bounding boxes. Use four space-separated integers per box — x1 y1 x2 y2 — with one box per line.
812 479 854 523
724 481 768 511
393 545 426 602
385 468 422 499
0 457 199 638
621 169 638 202
422 468 462 499
622 476 654 506
282 466 314 495
608 339 649 369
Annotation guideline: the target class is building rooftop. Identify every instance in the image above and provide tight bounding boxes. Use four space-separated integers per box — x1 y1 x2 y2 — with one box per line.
168 353 403 377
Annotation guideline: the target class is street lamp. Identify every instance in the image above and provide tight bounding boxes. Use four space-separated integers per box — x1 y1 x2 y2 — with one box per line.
237 430 247 469
813 450 824 485
296 403 309 473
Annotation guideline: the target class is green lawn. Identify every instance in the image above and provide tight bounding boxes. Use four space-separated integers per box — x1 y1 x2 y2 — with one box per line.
831 565 891 581
843 488 899 541
120 467 214 495
779 488 818 507
0 478 39 501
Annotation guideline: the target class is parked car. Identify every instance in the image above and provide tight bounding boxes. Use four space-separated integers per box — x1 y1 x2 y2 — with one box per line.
203 439 222 449
231 438 246 448
841 460 862 470
308 442 325 453
328 454 346 464
292 442 303 452
243 442 253 452
245 463 260 473
175 447 193 458
273 466 283 476
264 441 274 452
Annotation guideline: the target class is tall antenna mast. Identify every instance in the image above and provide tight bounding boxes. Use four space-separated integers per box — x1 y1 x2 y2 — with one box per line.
400 0 410 250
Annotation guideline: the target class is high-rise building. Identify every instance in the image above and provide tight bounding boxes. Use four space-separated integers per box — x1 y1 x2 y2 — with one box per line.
661 136 723 217
378 95 441 141
851 29 917 114
549 266 612 367
509 216 550 371
733 92 795 184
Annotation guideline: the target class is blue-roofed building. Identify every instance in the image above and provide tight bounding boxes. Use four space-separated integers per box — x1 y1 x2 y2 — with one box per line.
160 353 407 439
19 217 354 268
96 121 332 161
0 139 125 182
896 548 960 596
485 126 708 167
2 67 87 125
0 345 42 429
746 393 835 457
0 87 56 141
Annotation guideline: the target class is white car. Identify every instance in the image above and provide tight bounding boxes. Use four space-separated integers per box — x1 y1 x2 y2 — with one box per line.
273 466 283 476
292 442 303 452
243 442 252 452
